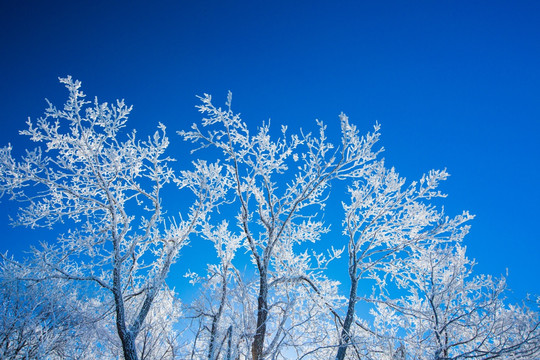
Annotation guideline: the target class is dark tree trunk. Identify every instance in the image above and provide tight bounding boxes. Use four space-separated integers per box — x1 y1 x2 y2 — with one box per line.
251 270 268 360
113 258 139 360
225 325 233 360
208 277 227 360
120 332 139 360
335 276 358 360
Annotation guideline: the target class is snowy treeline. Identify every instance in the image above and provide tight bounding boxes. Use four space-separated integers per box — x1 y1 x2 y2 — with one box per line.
1 78 539 360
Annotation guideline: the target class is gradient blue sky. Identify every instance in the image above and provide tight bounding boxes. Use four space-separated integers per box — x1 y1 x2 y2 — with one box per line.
1 1 539 300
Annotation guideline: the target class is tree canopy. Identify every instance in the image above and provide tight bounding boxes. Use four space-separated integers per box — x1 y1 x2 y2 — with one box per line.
1 78 538 360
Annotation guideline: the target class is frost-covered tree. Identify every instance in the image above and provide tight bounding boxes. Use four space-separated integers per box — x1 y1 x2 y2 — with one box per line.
2 79 539 360
0 77 228 360
92 287 183 360
180 94 381 359
371 243 540 360
183 220 243 360
335 162 474 360
0 253 105 360
186 225 345 360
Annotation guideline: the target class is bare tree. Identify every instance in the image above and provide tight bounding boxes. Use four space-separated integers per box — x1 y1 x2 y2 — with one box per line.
0 254 103 360
180 93 381 359
335 162 473 360
2 80 539 360
94 287 183 360
0 77 228 360
183 220 243 360
371 243 540 360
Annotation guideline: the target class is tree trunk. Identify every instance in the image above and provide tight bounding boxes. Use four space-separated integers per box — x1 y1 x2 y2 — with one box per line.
120 332 139 360
113 261 139 360
225 325 233 360
335 276 358 360
251 270 268 360
208 314 219 360
208 273 228 360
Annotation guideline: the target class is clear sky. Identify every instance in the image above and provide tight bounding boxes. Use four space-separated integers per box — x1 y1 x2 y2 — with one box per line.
1 0 539 300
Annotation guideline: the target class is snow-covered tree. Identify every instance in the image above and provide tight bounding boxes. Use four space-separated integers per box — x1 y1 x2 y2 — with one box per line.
93 287 183 360
0 77 228 360
180 94 381 359
1 79 539 360
371 243 540 359
0 254 102 360
183 220 244 360
335 162 474 360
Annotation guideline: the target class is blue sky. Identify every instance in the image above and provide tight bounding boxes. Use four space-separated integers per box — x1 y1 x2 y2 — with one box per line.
1 0 539 300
